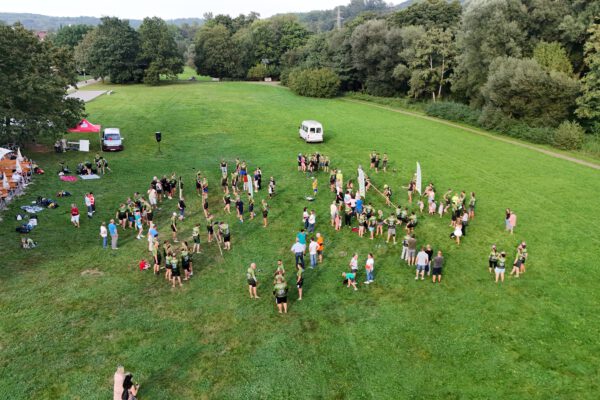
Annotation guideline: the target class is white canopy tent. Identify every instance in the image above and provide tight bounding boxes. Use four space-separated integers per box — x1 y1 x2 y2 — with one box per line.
0 147 13 160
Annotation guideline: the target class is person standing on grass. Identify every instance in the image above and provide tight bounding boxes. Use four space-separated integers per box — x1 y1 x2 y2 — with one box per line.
108 219 118 250
248 194 255 220
386 213 397 244
70 203 80 228
247 263 259 299
349 253 359 275
296 264 304 300
219 221 231 251
273 275 288 314
469 192 476 219
192 224 201 253
206 213 214 243
450 222 463 246
415 247 429 280
309 237 319 269
316 233 324 263
181 246 191 281
401 232 410 262
312 177 318 197
364 253 375 284
223 192 231 214
330 201 337 227
170 212 178 242
100 222 108 249
303 207 309 229
425 244 434 276
407 234 417 266
84 193 93 218
495 252 506 283
134 209 143 240
506 208 517 234
152 240 161 275
432 251 444 283
291 238 305 268
510 244 523 278
357 212 366 238
307 210 316 233
117 203 128 230
170 252 183 288
262 200 269 228
297 229 307 252
273 259 286 279
489 245 499 273
461 211 469 236
236 196 244 223
178 196 186 220
519 242 528 274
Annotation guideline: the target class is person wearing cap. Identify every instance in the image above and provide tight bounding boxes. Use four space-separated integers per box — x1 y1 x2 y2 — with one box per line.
489 245 499 273
273 275 288 313
170 212 178 242
495 251 507 283
247 263 259 299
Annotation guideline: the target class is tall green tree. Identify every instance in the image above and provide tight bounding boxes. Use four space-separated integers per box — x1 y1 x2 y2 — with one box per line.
481 57 580 127
74 28 98 75
396 27 456 101
139 17 184 85
452 0 528 104
388 0 462 30
533 41 573 74
53 24 93 49
87 17 143 83
576 24 600 126
0 24 85 143
194 24 244 78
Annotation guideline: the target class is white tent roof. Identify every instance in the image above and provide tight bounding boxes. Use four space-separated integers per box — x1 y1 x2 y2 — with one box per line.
0 148 13 160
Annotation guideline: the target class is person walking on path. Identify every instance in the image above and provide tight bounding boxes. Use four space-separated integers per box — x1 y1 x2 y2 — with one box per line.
108 219 118 250
100 222 108 248
432 251 444 283
247 263 259 299
364 253 375 284
291 238 305 268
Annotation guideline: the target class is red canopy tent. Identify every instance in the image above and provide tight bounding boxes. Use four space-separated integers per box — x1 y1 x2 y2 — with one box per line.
68 119 101 133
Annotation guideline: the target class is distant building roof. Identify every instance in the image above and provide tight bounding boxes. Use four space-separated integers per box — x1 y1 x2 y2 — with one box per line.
36 31 47 41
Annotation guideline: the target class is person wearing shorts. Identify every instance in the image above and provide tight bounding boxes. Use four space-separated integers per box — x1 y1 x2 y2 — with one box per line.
316 233 324 263
273 275 288 313
407 234 417 265
432 251 444 283
247 262 259 299
415 247 429 280
489 245 498 273
70 204 80 228
220 222 231 250
296 264 304 300
386 214 397 244
495 252 506 283
170 253 182 288
170 212 178 242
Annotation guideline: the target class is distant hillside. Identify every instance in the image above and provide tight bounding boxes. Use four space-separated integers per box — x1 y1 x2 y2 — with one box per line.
0 12 203 31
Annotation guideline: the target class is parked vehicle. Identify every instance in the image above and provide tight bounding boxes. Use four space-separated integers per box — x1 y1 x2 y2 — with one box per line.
102 128 123 151
298 120 324 143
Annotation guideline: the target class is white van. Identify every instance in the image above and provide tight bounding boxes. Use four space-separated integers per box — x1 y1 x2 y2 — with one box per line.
102 128 124 151
299 120 324 143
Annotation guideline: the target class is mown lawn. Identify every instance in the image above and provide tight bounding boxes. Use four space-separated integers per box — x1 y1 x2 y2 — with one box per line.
0 81 599 399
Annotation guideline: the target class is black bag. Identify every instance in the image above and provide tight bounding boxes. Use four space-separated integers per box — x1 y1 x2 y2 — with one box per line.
16 225 31 234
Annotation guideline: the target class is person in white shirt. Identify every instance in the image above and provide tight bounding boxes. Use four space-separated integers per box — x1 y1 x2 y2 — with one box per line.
330 201 338 227
307 210 316 233
291 239 305 268
308 238 319 268
364 253 375 284
100 222 108 249
415 247 429 280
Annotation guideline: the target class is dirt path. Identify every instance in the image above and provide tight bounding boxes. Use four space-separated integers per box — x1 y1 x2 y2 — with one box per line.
342 98 600 171
67 78 101 94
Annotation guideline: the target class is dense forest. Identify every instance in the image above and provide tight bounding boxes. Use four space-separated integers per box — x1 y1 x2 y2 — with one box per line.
1 0 599 151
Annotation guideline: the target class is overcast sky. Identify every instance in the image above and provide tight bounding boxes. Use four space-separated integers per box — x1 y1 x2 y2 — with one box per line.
1 0 351 19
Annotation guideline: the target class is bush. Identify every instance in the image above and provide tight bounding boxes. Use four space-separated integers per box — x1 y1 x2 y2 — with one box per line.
425 101 482 126
287 68 340 98
247 63 270 81
553 121 585 150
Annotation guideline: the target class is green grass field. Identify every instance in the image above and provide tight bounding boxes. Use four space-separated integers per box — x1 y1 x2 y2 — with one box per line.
1 81 599 399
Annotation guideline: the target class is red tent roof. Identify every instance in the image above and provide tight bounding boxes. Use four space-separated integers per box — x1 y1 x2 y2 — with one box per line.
68 119 101 133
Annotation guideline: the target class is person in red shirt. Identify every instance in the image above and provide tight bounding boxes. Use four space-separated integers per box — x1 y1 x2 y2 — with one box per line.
70 203 80 228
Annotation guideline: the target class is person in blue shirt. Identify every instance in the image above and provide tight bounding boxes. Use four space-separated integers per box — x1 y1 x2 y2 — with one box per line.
108 219 118 249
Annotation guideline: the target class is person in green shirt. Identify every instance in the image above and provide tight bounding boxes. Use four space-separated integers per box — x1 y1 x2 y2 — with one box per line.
296 264 304 300
171 252 182 288
495 252 506 283
273 275 288 314
273 260 285 281
368 215 377 240
358 213 366 237
247 262 259 299
152 239 160 275
192 224 201 254
219 222 231 250
488 245 499 273
165 252 173 282
181 247 191 281
386 214 397 244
